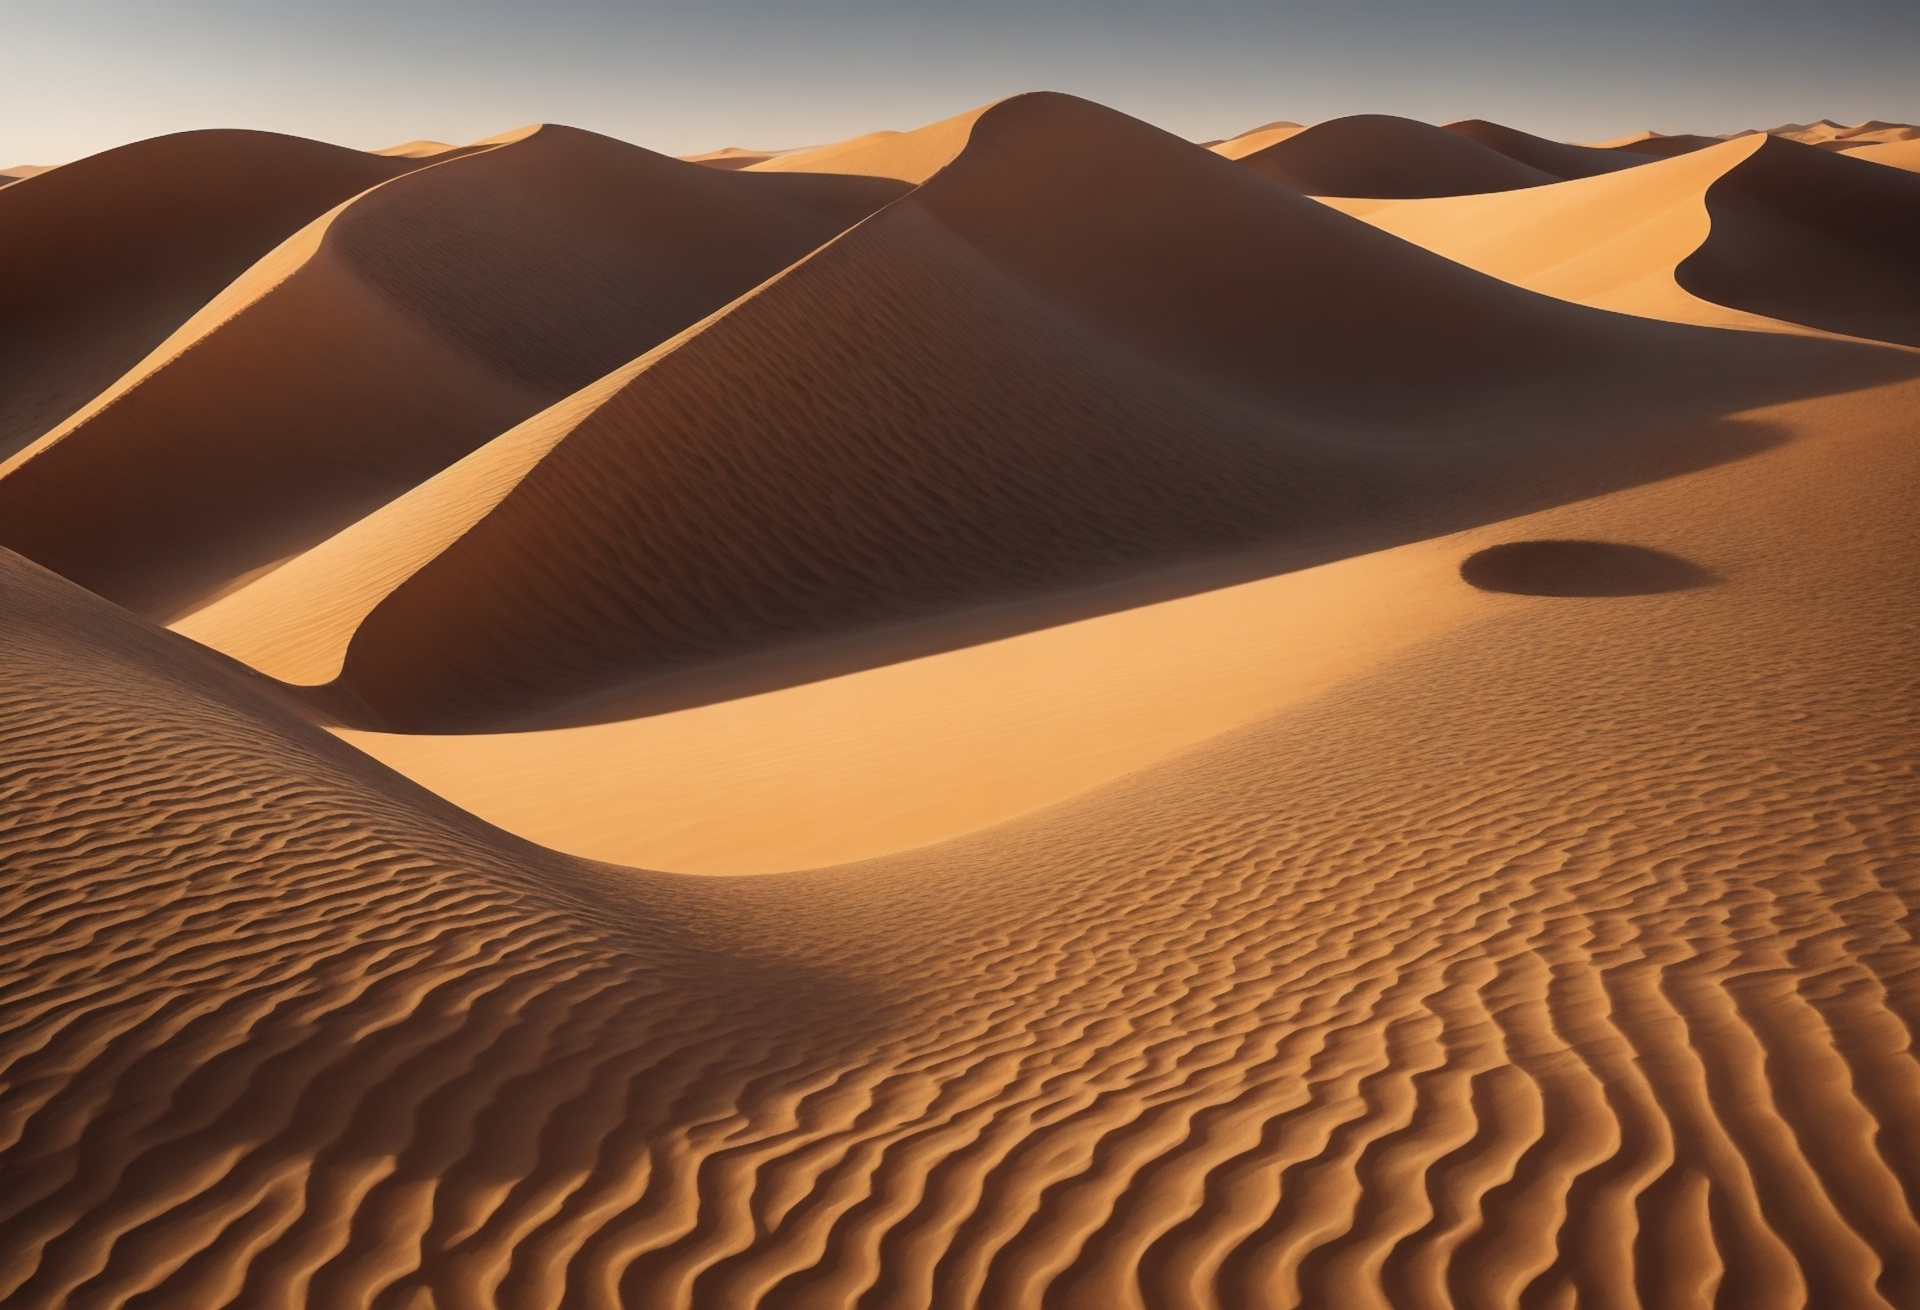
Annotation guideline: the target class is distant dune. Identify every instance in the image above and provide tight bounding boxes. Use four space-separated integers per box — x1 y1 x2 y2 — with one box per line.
1233 113 1560 197
1846 137 1920 173
0 126 906 619
6 88 1920 1310
1326 134 1920 345
1441 118 1647 179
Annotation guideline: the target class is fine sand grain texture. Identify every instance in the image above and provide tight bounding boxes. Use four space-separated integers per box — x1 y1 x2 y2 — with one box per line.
0 126 906 619
7 87 1920 1310
0 130 414 460
1233 114 1560 196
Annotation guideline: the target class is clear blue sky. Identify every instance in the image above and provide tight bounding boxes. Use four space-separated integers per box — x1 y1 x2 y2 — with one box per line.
4 0 1917 163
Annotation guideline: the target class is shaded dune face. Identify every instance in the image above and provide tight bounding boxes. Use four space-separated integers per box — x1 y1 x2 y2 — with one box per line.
0 129 413 460
1460 540 1716 595
1441 119 1648 180
310 93 1905 732
1236 113 1559 197
5 364 1920 1308
0 127 907 620
1679 137 1920 347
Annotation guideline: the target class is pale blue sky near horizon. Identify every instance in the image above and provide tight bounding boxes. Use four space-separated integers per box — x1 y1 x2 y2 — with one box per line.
3 0 1917 165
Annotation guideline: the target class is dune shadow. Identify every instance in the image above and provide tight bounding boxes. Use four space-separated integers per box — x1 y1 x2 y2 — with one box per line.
1459 540 1717 596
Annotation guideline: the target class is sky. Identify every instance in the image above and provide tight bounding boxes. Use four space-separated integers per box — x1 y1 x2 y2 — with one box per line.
3 0 1918 164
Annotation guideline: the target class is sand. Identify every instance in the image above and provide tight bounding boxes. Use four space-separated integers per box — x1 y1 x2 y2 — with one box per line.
1324 134 1920 344
1232 114 1559 197
0 126 905 619
1847 138 1920 173
5 88 1920 1310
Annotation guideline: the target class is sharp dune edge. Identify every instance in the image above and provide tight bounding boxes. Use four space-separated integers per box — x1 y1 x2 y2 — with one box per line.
6 88 1920 1310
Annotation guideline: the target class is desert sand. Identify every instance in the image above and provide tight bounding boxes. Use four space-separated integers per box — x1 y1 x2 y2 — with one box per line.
5 91 1920 1309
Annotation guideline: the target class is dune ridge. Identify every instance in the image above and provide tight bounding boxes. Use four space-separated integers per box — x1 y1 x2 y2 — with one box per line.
0 125 907 619
1233 114 1559 197
180 92 1906 735
1440 119 1647 179
1324 133 1920 343
0 129 415 460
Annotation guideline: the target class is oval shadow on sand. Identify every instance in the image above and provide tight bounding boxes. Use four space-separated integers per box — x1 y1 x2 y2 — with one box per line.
1460 540 1718 597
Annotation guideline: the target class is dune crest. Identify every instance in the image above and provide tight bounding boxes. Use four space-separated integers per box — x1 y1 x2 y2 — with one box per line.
1326 133 1920 343
1234 113 1559 197
0 129 414 460
181 92 1905 736
0 125 907 619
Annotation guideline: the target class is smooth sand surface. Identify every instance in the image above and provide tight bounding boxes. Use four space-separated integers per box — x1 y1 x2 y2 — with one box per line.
0 126 905 619
1847 138 1920 172
1325 134 1920 344
1234 114 1559 197
6 89 1920 1310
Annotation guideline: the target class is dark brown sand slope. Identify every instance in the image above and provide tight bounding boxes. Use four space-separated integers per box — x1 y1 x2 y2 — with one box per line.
4 363 1920 1309
1236 114 1558 197
1441 119 1648 180
0 126 906 620
308 93 1905 732
0 130 414 460
1680 136 1920 347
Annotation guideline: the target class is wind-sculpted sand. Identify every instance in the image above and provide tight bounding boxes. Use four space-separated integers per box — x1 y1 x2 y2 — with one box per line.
0 126 904 619
1231 114 1559 197
0 130 415 460
1325 133 1920 342
5 89 1920 1310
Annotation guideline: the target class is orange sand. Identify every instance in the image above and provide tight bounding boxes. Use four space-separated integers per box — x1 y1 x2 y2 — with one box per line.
5 91 1920 1310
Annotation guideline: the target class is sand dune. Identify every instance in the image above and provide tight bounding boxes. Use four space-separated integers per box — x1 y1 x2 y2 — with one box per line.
1325 133 1920 344
1759 118 1920 148
682 146 794 170
1206 120 1306 159
7 86 1920 1310
179 92 1905 736
1441 119 1647 179
1844 138 1920 173
0 130 413 461
744 115 985 182
0 125 906 619
1232 113 1558 196
1587 129 1726 157
6 360 1920 1307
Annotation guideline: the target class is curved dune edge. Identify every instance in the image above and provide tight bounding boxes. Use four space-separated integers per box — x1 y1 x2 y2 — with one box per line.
0 124 905 619
1208 121 1306 158
0 130 420 460
219 92 1920 737
6 366 1920 1307
1320 135 1780 329
743 108 988 182
1845 138 1920 172
1234 114 1559 198
333 530 1495 873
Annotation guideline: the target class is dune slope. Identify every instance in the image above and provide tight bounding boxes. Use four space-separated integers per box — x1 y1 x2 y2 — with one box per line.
0 130 413 460
1845 138 1920 172
6 363 1920 1309
177 92 1909 734
1236 114 1558 197
0 126 907 619
1441 118 1647 179
1324 134 1920 343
